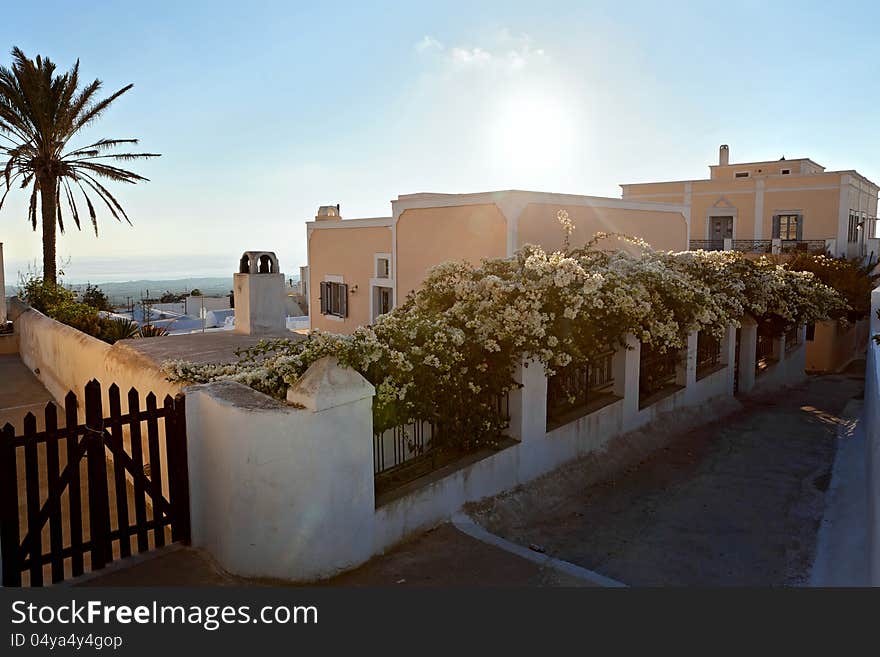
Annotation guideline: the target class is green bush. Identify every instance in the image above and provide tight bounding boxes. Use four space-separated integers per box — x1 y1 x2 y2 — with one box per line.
19 273 105 337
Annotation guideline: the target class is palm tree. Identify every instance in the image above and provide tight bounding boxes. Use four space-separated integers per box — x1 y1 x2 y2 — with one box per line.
0 47 159 285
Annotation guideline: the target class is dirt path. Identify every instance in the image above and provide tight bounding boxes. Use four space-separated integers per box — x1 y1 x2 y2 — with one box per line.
472 372 863 586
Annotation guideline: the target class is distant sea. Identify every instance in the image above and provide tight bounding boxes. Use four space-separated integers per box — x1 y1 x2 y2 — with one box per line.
3 254 299 305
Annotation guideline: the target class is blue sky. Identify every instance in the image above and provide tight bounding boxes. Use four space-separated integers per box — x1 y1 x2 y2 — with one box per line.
1 0 878 281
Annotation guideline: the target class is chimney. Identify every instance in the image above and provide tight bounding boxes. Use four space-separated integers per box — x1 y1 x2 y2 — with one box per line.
719 144 729 166
315 205 341 222
233 251 286 335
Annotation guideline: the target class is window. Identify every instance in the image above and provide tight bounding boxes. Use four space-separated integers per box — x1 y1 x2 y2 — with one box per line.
376 257 390 278
319 281 348 318
735 171 749 178
781 169 791 175
773 214 801 240
848 212 862 243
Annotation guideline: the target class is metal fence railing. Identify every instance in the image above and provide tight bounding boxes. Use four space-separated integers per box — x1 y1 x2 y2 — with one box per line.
696 332 722 379
546 352 615 430
639 344 681 405
785 325 801 352
373 393 510 497
689 240 724 251
755 331 776 372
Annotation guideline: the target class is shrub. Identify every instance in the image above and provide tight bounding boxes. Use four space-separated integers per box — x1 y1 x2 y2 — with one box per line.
139 324 169 338
19 273 105 338
81 284 113 312
785 253 879 321
164 232 846 451
102 317 140 343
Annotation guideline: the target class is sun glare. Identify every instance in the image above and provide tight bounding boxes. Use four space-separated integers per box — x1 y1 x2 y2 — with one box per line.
491 93 576 166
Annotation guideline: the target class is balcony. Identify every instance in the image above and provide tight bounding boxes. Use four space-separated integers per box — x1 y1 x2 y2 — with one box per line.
689 238 831 255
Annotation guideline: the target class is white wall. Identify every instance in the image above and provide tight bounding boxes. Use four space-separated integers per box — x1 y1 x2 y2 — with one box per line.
866 287 880 584
11 300 182 417
183 321 811 582
186 361 376 581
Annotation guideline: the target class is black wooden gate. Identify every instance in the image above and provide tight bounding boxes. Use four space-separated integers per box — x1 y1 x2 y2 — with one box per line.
0 379 190 587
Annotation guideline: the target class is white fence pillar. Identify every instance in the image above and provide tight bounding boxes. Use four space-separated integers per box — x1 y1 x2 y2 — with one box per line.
681 331 697 389
721 324 737 395
187 356 376 582
738 317 757 394
617 334 641 431
508 359 548 443
773 333 786 363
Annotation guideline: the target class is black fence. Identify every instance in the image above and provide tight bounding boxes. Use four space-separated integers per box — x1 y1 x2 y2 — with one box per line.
689 240 724 251
546 352 616 430
696 332 722 379
732 240 773 253
755 331 776 372
639 344 681 405
0 380 190 587
373 394 510 498
785 325 801 352
780 240 827 254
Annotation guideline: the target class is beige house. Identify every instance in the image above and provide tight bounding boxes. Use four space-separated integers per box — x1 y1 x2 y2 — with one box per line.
307 191 689 334
621 145 879 260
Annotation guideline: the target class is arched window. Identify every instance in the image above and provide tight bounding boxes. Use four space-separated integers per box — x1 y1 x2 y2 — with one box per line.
258 254 273 273
239 254 251 274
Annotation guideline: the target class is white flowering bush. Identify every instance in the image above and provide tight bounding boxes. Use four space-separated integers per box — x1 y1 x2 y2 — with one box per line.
164 232 845 450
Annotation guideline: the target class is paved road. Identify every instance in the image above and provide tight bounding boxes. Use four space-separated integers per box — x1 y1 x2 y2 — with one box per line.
474 372 863 586
78 523 588 587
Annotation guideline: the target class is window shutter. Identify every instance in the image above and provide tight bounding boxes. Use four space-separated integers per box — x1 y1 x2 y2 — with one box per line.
319 282 328 315
340 284 349 318
796 215 803 241
772 216 780 239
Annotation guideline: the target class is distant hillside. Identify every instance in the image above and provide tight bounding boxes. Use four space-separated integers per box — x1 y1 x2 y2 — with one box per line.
4 275 299 306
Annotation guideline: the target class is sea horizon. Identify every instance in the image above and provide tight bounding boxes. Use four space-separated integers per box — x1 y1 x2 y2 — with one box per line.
2 253 300 301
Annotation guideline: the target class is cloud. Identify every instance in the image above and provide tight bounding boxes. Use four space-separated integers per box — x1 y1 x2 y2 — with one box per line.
414 30 547 72
415 35 443 52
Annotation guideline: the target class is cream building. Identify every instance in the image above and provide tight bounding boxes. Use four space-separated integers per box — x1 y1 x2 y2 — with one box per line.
620 144 879 260
307 191 690 334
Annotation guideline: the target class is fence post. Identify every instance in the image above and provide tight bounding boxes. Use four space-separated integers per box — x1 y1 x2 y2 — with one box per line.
773 333 786 363
680 331 697 389
508 359 547 442
721 324 737 395
738 316 758 394
0 422 21 586
617 334 641 431
167 393 192 545
84 379 112 572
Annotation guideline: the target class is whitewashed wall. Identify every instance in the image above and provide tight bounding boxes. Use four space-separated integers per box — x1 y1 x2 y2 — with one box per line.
184 322 809 582
866 287 880 584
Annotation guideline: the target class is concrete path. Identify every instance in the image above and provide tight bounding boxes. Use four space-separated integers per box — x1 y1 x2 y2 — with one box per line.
0 354 54 431
473 373 863 586
76 523 593 587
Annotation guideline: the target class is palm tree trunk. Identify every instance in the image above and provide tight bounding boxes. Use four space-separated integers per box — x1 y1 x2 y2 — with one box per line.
39 177 57 286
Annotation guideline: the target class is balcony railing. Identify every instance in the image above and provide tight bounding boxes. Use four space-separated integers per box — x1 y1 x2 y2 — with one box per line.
732 240 773 253
689 239 724 251
689 239 830 255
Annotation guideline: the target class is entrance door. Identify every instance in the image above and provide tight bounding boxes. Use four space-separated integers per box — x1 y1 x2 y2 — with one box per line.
710 216 733 247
